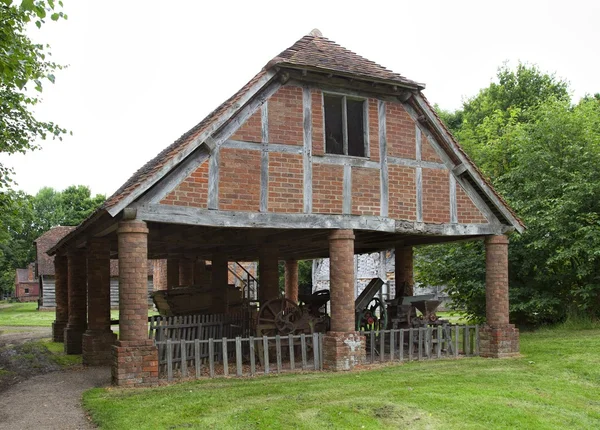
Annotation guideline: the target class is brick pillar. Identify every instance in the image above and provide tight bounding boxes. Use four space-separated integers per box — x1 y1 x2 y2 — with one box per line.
166 258 179 290
152 259 168 291
52 255 68 342
323 230 365 371
179 258 195 286
480 235 520 358
394 243 414 297
112 220 158 387
83 238 116 365
259 244 279 304
64 250 87 354
284 260 299 303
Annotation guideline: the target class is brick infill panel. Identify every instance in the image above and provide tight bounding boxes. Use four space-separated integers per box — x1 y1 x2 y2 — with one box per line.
111 340 158 387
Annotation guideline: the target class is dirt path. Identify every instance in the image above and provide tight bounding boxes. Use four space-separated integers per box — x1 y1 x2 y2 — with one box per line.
0 366 110 430
0 326 52 346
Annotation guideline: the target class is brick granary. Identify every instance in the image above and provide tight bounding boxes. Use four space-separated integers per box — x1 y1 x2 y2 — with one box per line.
48 30 523 386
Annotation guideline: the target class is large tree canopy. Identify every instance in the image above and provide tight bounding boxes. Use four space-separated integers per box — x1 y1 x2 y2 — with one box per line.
0 185 104 295
418 64 600 326
0 0 67 188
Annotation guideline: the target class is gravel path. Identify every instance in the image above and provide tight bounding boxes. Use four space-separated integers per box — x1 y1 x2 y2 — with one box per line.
0 366 111 430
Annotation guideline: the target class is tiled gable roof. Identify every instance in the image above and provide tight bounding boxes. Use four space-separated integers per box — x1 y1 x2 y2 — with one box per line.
35 226 76 275
269 30 424 89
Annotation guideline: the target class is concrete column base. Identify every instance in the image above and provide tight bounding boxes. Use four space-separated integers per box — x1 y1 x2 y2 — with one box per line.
82 330 117 366
479 324 520 358
323 331 366 371
64 325 85 354
111 340 159 387
52 320 67 343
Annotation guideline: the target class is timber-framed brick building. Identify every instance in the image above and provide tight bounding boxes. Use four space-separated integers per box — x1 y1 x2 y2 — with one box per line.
48 30 523 386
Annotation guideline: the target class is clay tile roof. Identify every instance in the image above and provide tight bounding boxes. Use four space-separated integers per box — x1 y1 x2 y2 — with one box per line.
35 226 76 275
269 30 424 89
102 31 423 214
16 269 30 283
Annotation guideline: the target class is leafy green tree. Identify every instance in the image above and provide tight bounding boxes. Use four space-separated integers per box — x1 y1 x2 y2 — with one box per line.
60 185 105 225
0 0 68 188
417 89 600 325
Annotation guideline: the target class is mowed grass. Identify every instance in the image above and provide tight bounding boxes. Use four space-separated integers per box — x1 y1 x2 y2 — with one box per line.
0 302 158 327
83 324 600 430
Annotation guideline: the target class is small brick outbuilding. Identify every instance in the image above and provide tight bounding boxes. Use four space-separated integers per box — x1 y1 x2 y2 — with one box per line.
48 30 523 386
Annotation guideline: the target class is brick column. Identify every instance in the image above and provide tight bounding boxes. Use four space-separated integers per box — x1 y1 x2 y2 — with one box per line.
112 220 158 387
166 258 179 290
179 258 195 286
52 255 68 342
258 244 279 304
64 250 87 354
480 235 520 358
83 238 116 366
394 243 414 298
323 230 365 371
284 260 299 303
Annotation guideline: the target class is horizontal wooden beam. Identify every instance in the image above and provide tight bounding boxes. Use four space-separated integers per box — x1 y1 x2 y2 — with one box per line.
136 204 512 236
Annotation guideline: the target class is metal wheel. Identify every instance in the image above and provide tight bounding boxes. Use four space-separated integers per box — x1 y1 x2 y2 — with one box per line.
357 297 388 331
256 298 303 336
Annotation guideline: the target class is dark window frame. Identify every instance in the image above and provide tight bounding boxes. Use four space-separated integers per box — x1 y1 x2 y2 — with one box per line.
322 92 369 158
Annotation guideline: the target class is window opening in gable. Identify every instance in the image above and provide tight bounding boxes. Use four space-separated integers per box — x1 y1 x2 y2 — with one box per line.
324 94 366 157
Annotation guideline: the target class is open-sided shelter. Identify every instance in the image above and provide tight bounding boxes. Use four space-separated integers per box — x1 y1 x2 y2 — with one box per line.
48 30 523 386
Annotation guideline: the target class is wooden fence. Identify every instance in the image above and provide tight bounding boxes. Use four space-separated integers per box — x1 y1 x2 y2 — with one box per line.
156 333 323 381
362 325 479 363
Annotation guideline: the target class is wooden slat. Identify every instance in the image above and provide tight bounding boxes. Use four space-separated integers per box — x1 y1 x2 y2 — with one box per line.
390 329 395 361
418 328 423 360
312 333 319 370
194 339 201 378
276 335 282 373
454 325 459 357
263 336 270 374
408 328 414 361
288 334 295 370
236 337 242 377
208 339 215 377
301 334 307 370
249 336 256 376
380 331 385 362
370 331 375 363
222 338 229 377
400 329 404 361
436 326 442 359
181 340 188 377
475 325 480 356
167 340 173 381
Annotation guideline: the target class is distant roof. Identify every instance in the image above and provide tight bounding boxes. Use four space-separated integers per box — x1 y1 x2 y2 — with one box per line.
15 268 36 284
35 226 76 275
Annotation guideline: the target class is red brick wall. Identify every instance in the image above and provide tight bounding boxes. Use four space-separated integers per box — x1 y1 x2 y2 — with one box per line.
311 89 324 155
386 102 415 159
457 183 488 223
268 153 303 213
351 167 380 215
388 165 416 220
230 109 262 142
268 85 303 145
421 135 442 163
219 148 261 211
422 168 450 223
368 99 380 161
161 160 209 208
312 164 343 214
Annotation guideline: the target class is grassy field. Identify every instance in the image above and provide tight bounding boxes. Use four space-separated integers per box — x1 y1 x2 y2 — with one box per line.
83 323 600 430
0 302 145 327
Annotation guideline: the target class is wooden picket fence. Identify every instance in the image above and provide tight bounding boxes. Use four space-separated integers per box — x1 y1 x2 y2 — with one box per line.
155 333 323 381
362 325 479 363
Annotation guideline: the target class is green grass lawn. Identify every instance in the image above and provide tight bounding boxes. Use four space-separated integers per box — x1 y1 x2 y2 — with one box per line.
83 324 600 430
0 302 159 327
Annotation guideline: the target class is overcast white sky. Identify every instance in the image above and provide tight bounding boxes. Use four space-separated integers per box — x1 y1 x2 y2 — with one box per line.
3 0 599 197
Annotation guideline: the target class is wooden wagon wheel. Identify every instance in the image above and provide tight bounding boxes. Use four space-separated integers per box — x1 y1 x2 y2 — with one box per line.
256 297 303 336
